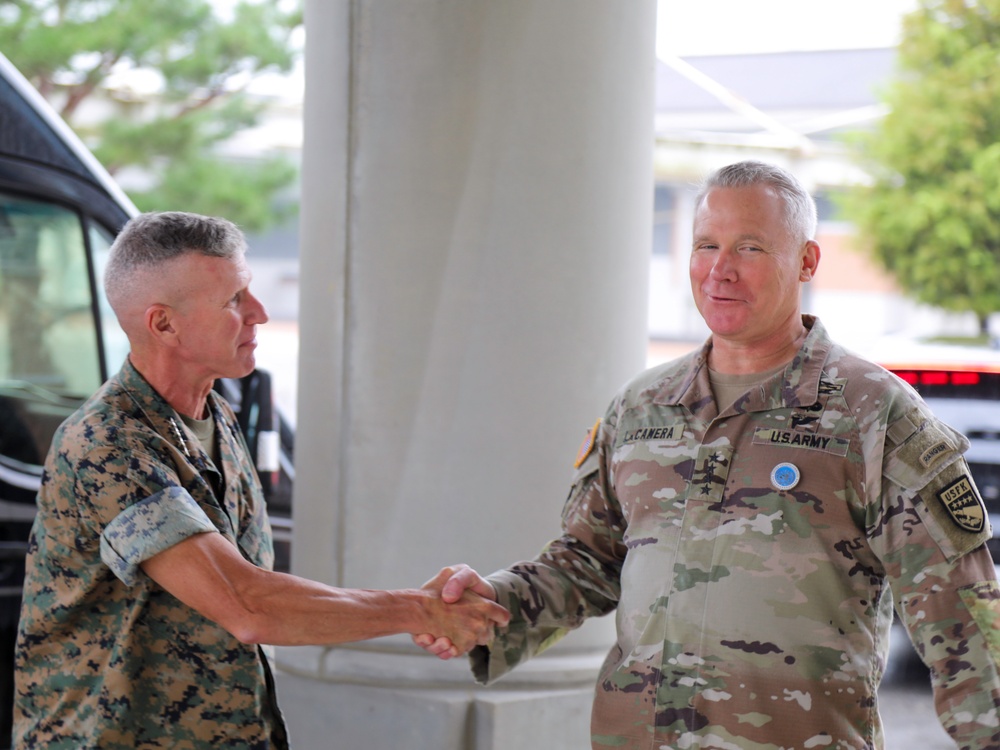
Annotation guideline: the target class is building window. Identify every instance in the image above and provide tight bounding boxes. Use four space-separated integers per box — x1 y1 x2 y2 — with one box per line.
814 189 846 223
652 184 676 256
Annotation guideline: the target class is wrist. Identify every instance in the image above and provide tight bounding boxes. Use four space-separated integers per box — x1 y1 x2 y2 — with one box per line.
408 587 439 635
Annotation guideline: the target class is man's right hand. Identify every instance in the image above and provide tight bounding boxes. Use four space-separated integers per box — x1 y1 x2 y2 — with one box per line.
415 564 503 659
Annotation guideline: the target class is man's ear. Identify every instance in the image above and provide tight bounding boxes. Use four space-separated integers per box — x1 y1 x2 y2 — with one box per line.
800 240 821 282
145 304 178 345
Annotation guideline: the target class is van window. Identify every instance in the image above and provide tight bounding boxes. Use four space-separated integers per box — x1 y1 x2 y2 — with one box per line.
0 191 100 468
89 220 129 375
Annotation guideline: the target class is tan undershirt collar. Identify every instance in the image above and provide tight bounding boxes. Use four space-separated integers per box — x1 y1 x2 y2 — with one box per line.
708 362 786 411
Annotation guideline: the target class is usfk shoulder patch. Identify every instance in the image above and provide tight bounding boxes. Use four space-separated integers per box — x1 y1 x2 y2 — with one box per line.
937 474 987 533
574 419 601 469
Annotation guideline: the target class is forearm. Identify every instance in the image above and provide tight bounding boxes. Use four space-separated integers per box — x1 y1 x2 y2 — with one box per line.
927 583 1000 749
472 538 621 684
897 548 1000 747
142 531 505 650
226 567 432 646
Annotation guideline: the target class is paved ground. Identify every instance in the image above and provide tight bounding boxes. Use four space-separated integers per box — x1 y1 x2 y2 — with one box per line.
881 669 952 748
880 629 954 749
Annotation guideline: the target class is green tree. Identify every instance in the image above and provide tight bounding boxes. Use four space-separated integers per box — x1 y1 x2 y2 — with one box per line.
845 0 1000 334
0 0 302 233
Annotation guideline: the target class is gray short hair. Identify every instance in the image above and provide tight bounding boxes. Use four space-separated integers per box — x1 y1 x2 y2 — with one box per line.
695 161 818 242
104 211 247 312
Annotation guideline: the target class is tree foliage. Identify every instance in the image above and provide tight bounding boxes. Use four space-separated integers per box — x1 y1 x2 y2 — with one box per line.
844 0 1000 332
0 0 302 232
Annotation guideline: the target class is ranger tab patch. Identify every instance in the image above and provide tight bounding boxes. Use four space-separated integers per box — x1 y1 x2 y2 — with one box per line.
937 474 986 533
574 418 601 469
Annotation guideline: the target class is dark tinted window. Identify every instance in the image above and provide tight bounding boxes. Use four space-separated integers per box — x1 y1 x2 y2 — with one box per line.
0 192 100 471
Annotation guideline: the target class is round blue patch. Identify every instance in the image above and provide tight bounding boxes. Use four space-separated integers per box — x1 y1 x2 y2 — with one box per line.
770 462 800 491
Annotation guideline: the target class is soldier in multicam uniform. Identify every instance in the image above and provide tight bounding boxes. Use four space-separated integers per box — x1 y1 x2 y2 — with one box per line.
14 212 509 749
418 161 1000 749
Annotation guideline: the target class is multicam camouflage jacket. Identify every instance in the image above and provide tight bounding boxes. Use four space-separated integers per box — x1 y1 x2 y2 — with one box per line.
14 360 287 749
473 316 1000 750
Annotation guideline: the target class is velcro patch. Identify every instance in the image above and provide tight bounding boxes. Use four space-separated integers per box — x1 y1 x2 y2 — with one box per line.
752 427 850 456
919 441 952 469
622 425 683 444
937 475 987 533
574 418 601 469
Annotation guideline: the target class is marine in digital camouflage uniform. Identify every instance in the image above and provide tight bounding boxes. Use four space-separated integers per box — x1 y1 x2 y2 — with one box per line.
472 315 1000 749
14 359 288 748
14 211 510 750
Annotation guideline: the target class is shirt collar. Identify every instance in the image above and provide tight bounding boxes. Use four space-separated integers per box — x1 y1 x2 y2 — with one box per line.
650 315 832 415
117 358 222 470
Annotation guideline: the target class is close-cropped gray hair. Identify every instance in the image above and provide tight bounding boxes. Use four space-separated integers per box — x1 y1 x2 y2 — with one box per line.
104 211 247 312
695 160 818 242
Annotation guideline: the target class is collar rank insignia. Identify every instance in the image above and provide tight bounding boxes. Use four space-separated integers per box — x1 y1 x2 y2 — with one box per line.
574 418 602 469
937 474 986 533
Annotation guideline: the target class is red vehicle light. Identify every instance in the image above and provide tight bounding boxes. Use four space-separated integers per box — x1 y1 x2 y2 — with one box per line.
885 360 1000 400
892 369 983 387
951 371 981 386
920 371 950 386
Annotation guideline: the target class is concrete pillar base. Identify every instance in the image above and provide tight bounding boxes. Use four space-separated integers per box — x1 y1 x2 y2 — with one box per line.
275 633 604 749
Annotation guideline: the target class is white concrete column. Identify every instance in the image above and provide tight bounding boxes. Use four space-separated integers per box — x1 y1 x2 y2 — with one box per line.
281 1 656 747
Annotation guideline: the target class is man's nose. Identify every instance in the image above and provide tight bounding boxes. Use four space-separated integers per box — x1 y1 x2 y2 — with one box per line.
710 248 737 280
248 292 269 325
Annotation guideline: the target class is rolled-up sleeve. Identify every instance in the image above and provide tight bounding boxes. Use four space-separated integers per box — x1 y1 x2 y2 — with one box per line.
100 486 217 586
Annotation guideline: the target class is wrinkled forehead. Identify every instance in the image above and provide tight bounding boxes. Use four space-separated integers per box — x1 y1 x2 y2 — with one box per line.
693 185 790 232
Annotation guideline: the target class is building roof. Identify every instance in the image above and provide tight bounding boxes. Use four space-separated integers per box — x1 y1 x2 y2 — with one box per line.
655 47 897 141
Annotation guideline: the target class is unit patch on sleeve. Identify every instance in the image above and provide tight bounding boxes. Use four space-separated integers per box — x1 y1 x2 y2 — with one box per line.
574 418 602 469
937 474 987 533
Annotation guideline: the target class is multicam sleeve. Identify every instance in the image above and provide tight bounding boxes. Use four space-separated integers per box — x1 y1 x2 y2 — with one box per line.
878 410 1000 746
471 415 626 685
896 548 1000 747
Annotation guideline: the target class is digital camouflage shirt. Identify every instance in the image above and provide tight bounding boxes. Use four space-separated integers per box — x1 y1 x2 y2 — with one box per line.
14 360 287 749
473 316 1000 750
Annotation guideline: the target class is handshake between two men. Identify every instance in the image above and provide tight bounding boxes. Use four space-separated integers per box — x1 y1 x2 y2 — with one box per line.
418 564 500 658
